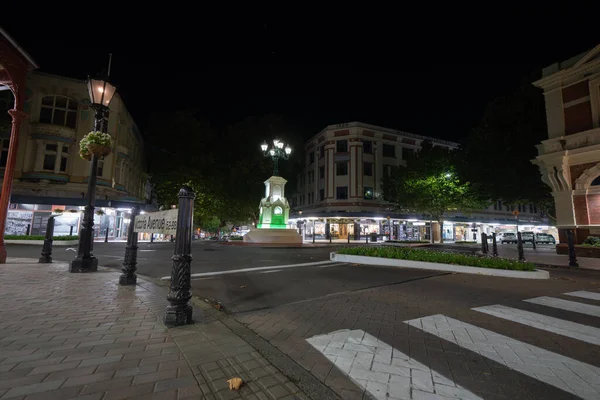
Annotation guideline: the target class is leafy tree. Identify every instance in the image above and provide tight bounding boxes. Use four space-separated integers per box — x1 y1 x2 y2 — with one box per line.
382 142 488 242
458 74 552 217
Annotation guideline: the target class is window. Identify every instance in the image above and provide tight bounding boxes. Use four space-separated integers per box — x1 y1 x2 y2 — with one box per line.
364 186 374 200
309 151 315 164
39 96 78 129
319 166 324 179
363 140 372 154
383 144 395 158
59 145 69 172
402 147 413 160
336 140 348 153
97 158 104 177
43 144 57 171
320 144 325 159
0 138 9 167
336 186 348 200
336 162 348 176
363 162 373 176
319 188 324 201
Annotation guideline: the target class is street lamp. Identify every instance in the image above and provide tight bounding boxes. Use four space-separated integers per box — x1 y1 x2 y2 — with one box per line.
70 55 116 273
261 139 292 176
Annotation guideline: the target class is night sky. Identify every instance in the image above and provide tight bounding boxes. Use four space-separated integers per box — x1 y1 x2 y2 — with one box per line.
3 20 597 144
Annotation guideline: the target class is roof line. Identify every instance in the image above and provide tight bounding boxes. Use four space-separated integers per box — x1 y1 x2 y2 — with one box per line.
0 26 39 69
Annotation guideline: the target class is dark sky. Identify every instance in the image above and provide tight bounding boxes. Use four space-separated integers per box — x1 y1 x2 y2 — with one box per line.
3 19 597 143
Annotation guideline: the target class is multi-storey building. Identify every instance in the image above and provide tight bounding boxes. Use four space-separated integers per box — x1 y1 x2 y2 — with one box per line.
291 122 551 241
533 45 600 246
0 71 149 237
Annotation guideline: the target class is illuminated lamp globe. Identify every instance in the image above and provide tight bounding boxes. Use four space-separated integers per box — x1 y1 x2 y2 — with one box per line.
284 145 292 155
260 142 268 152
87 78 116 106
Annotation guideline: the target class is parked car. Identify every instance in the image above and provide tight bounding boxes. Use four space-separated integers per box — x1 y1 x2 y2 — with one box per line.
535 233 556 244
501 233 517 244
521 231 535 243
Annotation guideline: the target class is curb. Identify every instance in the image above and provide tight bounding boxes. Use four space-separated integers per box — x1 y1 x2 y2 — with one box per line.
5 240 79 246
330 252 550 279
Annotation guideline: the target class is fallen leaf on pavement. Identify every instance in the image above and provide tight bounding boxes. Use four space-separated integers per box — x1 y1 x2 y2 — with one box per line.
214 304 222 311
227 377 243 390
240 285 248 289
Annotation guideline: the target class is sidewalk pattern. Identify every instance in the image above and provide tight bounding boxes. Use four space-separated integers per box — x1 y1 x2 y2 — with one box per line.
0 260 306 400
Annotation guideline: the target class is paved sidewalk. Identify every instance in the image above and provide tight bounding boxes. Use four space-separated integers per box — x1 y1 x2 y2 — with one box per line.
490 246 600 271
0 259 308 400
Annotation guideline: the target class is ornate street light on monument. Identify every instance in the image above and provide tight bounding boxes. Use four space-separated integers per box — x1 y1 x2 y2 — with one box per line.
70 55 116 273
261 139 292 176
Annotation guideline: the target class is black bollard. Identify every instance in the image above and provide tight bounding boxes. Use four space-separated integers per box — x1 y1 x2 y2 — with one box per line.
165 186 196 326
531 235 537 250
566 230 579 267
104 227 109 243
69 225 74 236
366 235 369 244
347 233 350 244
517 232 525 262
38 216 55 263
481 233 488 254
150 233 154 243
119 206 140 285
492 232 498 257
26 224 30 236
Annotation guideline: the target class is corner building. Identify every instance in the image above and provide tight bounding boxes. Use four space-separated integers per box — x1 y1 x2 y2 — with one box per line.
0 71 149 238
291 122 551 242
533 45 600 245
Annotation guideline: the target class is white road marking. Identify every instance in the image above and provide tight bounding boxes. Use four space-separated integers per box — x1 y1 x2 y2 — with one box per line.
306 329 482 400
405 314 600 399
565 291 600 301
139 249 156 252
260 269 282 274
473 304 600 345
524 296 600 317
160 260 336 280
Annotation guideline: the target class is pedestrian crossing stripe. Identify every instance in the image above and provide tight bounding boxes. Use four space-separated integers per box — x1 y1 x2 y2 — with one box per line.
306 329 482 400
565 290 600 301
524 296 600 317
472 304 600 346
405 314 600 399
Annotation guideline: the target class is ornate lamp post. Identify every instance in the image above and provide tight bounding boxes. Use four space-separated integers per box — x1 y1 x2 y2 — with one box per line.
70 56 116 273
261 139 291 176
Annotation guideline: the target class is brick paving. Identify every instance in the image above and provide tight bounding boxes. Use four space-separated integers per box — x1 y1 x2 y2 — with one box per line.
236 270 600 399
0 259 307 400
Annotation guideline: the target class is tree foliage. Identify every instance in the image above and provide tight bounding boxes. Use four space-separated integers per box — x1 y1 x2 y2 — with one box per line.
382 142 488 242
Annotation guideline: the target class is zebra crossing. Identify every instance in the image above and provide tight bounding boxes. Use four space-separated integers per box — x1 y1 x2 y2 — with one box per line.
307 290 600 399
407 290 600 399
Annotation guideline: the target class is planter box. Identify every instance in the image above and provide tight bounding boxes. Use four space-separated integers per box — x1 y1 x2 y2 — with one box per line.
556 243 600 258
5 240 79 246
330 252 549 279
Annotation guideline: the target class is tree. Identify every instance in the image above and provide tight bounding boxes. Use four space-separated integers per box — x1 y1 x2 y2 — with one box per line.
382 142 488 242
458 73 552 213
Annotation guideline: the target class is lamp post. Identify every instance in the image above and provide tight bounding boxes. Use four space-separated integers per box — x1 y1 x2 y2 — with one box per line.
70 56 116 273
261 139 292 176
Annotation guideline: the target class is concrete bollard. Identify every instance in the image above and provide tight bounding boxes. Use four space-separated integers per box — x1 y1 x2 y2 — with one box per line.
38 216 55 263
517 232 525 262
165 186 196 326
119 206 140 285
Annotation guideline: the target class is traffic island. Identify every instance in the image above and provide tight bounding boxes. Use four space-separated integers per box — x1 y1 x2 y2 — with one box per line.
331 246 549 279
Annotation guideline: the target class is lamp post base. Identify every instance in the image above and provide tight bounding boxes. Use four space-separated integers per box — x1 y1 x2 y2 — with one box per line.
119 274 137 285
70 257 98 273
164 305 193 326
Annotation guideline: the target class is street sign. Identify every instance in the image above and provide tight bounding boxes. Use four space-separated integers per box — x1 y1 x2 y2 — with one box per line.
512 210 520 216
134 209 178 235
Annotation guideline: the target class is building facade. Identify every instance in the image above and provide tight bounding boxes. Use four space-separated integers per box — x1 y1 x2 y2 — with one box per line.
533 45 600 245
0 71 149 238
291 122 551 242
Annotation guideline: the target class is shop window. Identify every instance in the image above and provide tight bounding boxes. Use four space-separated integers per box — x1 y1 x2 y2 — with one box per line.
383 144 395 158
0 138 9 167
39 95 78 129
336 140 348 153
319 166 324 179
336 186 348 200
319 188 324 201
309 151 315 164
363 162 373 176
336 162 348 176
363 140 372 154
364 187 374 200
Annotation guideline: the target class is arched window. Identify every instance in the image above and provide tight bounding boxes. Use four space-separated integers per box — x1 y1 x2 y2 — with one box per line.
274 206 283 215
39 95 78 129
591 176 600 186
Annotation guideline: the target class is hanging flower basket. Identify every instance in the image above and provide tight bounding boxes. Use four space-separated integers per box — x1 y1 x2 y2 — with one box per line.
79 150 92 161
87 143 112 157
79 131 113 159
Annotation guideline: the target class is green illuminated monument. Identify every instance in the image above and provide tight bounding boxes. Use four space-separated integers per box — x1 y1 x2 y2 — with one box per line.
257 176 290 229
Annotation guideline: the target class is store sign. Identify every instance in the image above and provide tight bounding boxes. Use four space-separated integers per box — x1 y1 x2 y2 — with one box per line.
134 209 178 234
